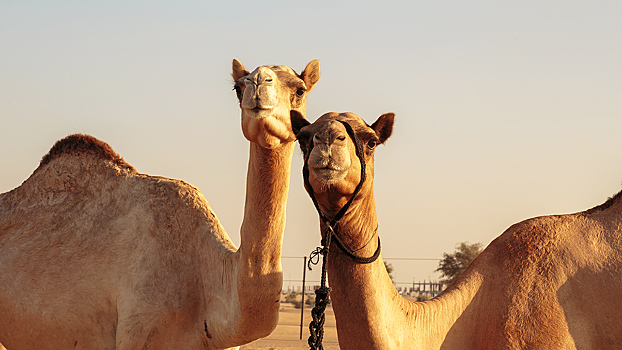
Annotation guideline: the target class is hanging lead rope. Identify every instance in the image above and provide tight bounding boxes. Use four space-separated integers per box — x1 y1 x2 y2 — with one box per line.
307 223 333 350
303 121 381 350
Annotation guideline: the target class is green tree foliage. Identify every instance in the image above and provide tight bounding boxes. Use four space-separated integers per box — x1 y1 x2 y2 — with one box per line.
416 294 430 302
284 292 298 303
436 242 483 284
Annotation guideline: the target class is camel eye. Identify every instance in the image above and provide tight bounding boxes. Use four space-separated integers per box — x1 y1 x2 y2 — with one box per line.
367 139 377 149
296 88 305 97
298 139 308 150
337 136 346 141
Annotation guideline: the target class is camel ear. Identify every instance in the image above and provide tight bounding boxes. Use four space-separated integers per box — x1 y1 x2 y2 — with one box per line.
300 59 320 93
291 110 310 138
371 113 395 144
232 59 249 81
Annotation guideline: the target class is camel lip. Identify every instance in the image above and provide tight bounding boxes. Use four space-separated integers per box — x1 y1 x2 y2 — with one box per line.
245 104 275 111
242 106 275 119
311 165 346 174
310 161 346 171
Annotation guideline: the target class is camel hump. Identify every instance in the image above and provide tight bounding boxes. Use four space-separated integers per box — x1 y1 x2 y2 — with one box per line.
39 134 136 172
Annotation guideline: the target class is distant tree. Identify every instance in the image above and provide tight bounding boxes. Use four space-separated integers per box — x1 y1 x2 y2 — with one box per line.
384 261 395 284
416 294 430 302
284 291 298 304
436 242 483 284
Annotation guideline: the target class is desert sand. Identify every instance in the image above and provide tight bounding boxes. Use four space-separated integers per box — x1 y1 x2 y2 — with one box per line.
240 300 339 350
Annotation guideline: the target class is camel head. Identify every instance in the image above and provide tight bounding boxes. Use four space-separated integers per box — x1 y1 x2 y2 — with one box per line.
232 59 320 149
293 112 394 217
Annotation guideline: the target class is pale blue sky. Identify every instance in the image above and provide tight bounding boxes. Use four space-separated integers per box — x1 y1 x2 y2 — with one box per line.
2 1 621 286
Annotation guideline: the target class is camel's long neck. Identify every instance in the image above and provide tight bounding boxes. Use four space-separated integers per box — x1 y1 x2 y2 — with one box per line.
235 141 294 334
325 191 482 349
325 190 401 348
239 142 294 269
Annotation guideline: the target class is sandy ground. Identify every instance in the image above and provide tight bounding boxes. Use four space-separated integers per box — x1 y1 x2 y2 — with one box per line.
240 302 339 350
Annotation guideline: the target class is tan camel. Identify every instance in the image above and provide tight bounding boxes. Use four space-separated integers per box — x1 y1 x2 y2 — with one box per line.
0 59 320 350
292 111 622 349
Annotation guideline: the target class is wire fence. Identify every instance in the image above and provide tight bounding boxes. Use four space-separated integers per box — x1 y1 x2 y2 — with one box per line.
281 256 447 298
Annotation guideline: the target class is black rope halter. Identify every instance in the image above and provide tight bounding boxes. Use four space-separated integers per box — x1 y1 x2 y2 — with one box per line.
303 120 381 350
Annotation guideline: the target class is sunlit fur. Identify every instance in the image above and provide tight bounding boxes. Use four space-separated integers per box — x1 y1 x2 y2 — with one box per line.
0 59 320 350
297 112 622 349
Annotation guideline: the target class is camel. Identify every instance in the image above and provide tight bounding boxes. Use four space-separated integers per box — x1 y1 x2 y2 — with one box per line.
292 111 622 349
0 59 320 350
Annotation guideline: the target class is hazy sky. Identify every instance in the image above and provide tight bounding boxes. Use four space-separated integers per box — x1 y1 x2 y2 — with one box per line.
2 1 621 287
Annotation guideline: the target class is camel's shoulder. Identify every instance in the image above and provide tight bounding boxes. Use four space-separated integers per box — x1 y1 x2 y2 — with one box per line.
467 191 622 286
140 174 212 213
503 215 570 251
475 213 582 280
125 174 236 255
496 189 622 269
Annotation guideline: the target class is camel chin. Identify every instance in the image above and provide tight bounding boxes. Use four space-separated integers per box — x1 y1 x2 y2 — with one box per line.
242 110 295 149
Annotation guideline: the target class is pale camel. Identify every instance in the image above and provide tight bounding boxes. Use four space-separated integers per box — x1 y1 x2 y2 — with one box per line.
293 111 622 349
0 59 320 350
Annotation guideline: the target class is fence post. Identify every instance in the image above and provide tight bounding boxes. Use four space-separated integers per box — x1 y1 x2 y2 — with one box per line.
300 256 307 340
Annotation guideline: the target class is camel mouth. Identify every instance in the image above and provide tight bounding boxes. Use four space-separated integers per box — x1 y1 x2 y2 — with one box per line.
310 166 347 185
247 106 271 111
309 157 349 172
314 164 344 172
242 106 276 119
241 96 278 114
